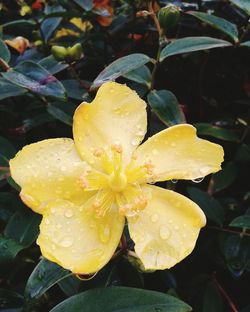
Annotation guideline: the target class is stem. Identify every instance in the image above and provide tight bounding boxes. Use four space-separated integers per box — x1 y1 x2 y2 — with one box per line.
207 226 250 237
212 274 239 312
68 63 89 90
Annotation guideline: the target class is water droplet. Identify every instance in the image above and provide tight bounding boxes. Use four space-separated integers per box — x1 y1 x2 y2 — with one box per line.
159 226 170 240
151 214 159 223
171 179 178 184
174 225 179 230
192 177 204 183
56 223 62 229
99 225 110 243
45 218 50 225
110 88 115 93
64 209 73 218
152 149 159 155
61 166 66 172
59 237 73 248
131 138 139 146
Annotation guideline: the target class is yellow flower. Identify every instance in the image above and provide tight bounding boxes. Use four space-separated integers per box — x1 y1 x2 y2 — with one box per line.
9 82 224 274
54 18 92 39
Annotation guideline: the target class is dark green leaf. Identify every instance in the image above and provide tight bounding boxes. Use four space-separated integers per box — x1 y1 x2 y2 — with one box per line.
147 89 186 126
203 282 224 312
2 20 36 30
4 206 41 248
41 5 64 42
241 41 250 47
23 112 55 131
50 287 192 312
210 162 238 193
235 144 250 162
2 61 66 100
0 192 20 222
25 258 72 301
58 275 82 297
0 39 11 63
0 78 27 100
0 235 23 266
0 289 23 309
160 37 232 62
92 54 152 89
72 0 93 11
188 12 238 42
122 65 151 87
47 103 73 126
194 123 239 142
230 216 250 229
61 80 88 100
0 136 16 166
188 187 224 226
39 56 68 75
229 0 250 15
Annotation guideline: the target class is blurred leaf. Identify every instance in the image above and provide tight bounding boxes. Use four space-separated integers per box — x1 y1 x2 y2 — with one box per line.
203 282 224 312
23 112 55 131
241 41 250 47
210 162 238 193
0 289 23 310
39 56 68 75
0 39 11 63
41 5 64 42
0 136 16 166
194 123 239 142
50 287 192 312
122 65 151 87
2 20 36 30
2 61 66 100
229 0 250 15
235 144 250 161
0 235 23 266
188 187 224 226
58 275 82 297
25 258 72 302
230 216 250 229
0 78 27 100
92 54 152 89
147 89 186 126
188 12 238 42
0 193 20 222
223 235 250 277
61 80 88 100
160 37 232 62
72 0 93 11
4 206 41 248
47 103 73 126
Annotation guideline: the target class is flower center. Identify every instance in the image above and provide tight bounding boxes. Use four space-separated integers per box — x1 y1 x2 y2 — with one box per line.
108 171 127 192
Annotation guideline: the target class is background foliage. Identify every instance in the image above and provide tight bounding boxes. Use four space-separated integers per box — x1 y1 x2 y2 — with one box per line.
0 0 250 311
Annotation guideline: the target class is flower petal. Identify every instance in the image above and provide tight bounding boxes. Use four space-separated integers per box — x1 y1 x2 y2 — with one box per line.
9 138 89 214
37 198 125 274
128 185 206 270
134 124 224 182
73 82 147 169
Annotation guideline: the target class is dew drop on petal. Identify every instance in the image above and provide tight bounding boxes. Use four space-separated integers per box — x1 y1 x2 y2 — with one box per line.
192 177 204 183
151 214 159 223
45 218 50 225
59 237 73 248
131 138 139 146
64 209 73 218
152 149 159 155
159 226 170 240
171 179 178 184
99 225 110 243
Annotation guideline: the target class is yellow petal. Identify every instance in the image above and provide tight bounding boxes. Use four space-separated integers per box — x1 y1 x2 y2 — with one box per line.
73 82 147 170
134 124 224 182
128 185 206 270
9 138 89 214
37 198 125 274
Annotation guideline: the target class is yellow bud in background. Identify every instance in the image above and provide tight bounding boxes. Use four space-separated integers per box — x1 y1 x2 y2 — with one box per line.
51 45 68 61
157 4 180 33
20 4 32 16
67 43 83 61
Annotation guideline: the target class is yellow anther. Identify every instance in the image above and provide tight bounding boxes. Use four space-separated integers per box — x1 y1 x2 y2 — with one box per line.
93 148 104 157
111 144 122 153
144 162 154 175
78 176 89 188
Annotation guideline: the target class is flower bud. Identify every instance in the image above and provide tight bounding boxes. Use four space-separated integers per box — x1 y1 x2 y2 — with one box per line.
157 4 180 33
67 43 83 61
51 45 68 61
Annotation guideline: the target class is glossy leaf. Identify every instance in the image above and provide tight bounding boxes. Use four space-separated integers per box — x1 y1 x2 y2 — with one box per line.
235 144 250 162
0 136 16 166
25 258 72 301
0 235 23 267
2 61 66 100
0 78 27 100
188 11 238 42
229 0 250 15
147 89 186 126
203 282 224 312
241 41 250 47
23 112 55 131
188 187 224 226
61 80 88 100
41 5 64 42
58 276 82 297
4 206 41 248
230 216 250 229
92 54 152 89
50 287 192 312
194 123 239 142
47 103 73 126
0 39 11 63
72 0 93 11
2 19 36 29
38 56 68 75
160 37 232 62
122 65 151 87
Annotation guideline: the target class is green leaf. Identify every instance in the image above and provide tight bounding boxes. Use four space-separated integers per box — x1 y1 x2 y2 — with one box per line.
0 193 20 222
50 287 192 312
0 136 16 166
187 187 224 226
72 0 93 11
147 89 186 126
194 123 239 142
210 162 238 193
235 144 250 162
25 258 72 302
0 78 27 100
0 289 23 310
2 61 66 100
23 112 55 131
122 65 151 87
203 282 224 312
61 80 88 100
229 0 250 15
47 103 73 126
58 275 82 297
2 19 36 30
0 235 23 267
4 206 41 248
160 37 232 62
230 216 250 229
39 56 68 75
0 39 10 63
188 11 238 42
241 41 250 47
92 54 152 89
41 5 64 42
